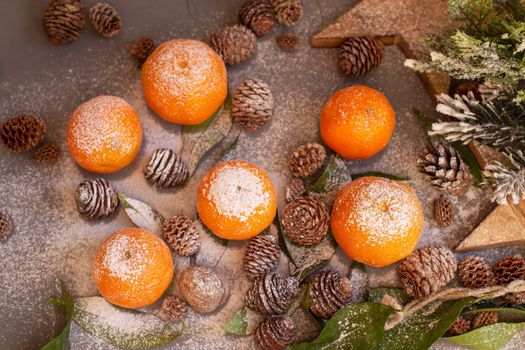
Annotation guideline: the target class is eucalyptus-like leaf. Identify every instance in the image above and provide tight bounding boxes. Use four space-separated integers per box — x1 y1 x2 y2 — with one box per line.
450 141 484 186
223 308 248 336
444 322 525 350
310 155 351 199
73 297 184 349
117 193 165 236
41 281 74 350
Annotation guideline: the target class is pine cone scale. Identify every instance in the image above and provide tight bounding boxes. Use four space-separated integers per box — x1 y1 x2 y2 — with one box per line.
144 149 188 188
75 178 118 220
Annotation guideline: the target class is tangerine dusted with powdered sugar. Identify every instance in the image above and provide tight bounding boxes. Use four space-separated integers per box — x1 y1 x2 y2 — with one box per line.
142 39 228 125
92 228 174 309
67 95 142 174
196 160 277 240
330 177 423 267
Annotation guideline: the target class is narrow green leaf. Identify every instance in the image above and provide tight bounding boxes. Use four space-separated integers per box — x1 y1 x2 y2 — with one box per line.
450 141 484 186
117 193 165 236
351 172 409 181
289 303 393 350
223 308 248 336
41 281 74 350
368 288 410 304
412 108 435 130
445 322 525 350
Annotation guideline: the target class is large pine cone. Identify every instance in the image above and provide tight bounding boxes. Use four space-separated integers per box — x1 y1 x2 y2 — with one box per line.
285 177 307 203
289 143 326 177
239 0 276 37
271 0 303 26
243 233 281 279
162 215 200 256
160 295 187 322
417 142 473 196
282 197 329 246
210 25 257 65
472 311 498 329
309 270 352 319
254 315 295 350
397 245 457 299
43 0 85 45
131 37 156 64
495 256 525 304
339 36 384 77
34 143 60 164
0 212 12 239
458 256 496 288
89 2 121 38
447 316 471 336
245 273 300 315
1 115 46 152
232 79 273 131
74 178 118 220
434 196 454 227
143 149 188 188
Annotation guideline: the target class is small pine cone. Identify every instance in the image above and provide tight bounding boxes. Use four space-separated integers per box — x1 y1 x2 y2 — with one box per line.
447 316 471 336
285 177 306 203
472 311 498 329
339 36 384 77
276 32 299 52
131 37 156 64
34 143 61 164
434 196 454 227
74 178 118 220
243 233 281 279
271 0 303 27
210 25 257 65
398 245 457 299
494 256 525 284
43 0 85 45
89 2 122 38
309 270 352 319
254 315 295 350
245 272 300 315
289 143 326 177
0 212 13 239
282 197 329 246
162 215 200 256
239 0 276 37
143 149 188 188
1 115 46 153
458 256 496 288
417 142 473 196
161 295 187 322
232 79 273 131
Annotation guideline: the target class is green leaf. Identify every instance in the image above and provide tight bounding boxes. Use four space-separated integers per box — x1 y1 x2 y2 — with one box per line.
368 288 410 304
444 322 525 350
73 296 184 349
181 94 233 176
377 298 478 350
41 281 74 350
351 172 409 181
310 155 351 195
289 303 393 350
117 193 165 236
450 141 484 186
223 308 248 336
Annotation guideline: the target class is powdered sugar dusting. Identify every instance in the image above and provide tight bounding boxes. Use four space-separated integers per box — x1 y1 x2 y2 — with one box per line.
100 234 148 283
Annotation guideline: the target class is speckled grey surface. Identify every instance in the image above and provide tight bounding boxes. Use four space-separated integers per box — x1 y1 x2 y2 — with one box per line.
1 0 524 349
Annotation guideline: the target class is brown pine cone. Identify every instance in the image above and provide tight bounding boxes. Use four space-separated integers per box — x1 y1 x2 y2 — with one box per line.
161 295 187 322
131 37 156 64
43 0 85 45
472 311 498 329
245 272 300 315
0 212 12 239
495 256 525 304
282 197 329 246
339 36 384 77
162 215 200 257
243 233 281 279
254 315 295 350
210 25 257 65
89 2 121 38
239 0 276 37
309 270 352 319
276 32 299 52
1 115 46 153
447 316 471 336
143 149 188 188
232 79 273 131
397 245 457 299
285 177 306 203
434 196 454 227
74 178 118 220
271 0 303 27
34 143 61 164
417 142 473 196
504 292 525 304
289 143 326 177
458 256 496 289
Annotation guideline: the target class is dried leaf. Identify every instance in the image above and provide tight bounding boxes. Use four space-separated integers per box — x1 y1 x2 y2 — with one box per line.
117 193 165 236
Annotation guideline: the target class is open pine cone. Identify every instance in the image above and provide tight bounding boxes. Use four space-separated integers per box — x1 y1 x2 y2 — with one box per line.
458 256 496 288
210 25 257 65
339 36 384 77
160 295 187 322
131 37 156 64
472 311 498 329
495 256 525 304
397 245 457 299
1 115 46 152
239 0 276 37
162 215 200 256
281 196 329 246
243 233 281 279
285 177 307 203
271 0 303 26
89 2 122 38
447 316 471 336
34 143 60 164
0 212 12 239
143 149 188 188
74 178 118 220
276 32 299 52
434 196 454 227
232 79 273 131
254 315 295 350
309 270 352 319
245 272 300 315
289 143 326 177
43 0 85 45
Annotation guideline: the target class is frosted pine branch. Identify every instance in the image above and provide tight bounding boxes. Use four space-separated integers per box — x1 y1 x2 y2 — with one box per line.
484 149 525 204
